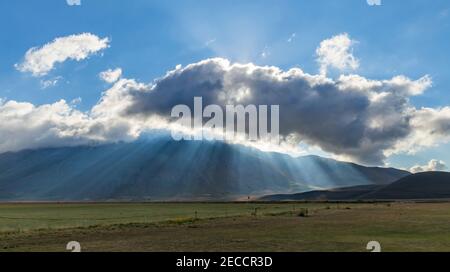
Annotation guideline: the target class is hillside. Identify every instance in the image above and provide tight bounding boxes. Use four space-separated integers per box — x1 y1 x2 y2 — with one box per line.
0 135 409 201
362 172 450 200
260 172 450 201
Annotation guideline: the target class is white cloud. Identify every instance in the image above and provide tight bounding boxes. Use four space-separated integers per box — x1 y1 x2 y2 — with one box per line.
387 75 432 96
0 100 93 152
205 38 216 47
388 106 450 156
260 46 270 58
99 68 122 83
70 97 82 105
367 0 381 6
410 159 447 173
40 77 62 89
66 0 81 6
316 33 359 75
287 33 296 43
0 92 151 153
15 33 109 77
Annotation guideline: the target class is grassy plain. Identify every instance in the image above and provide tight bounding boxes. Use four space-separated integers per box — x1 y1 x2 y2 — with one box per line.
1 202 450 252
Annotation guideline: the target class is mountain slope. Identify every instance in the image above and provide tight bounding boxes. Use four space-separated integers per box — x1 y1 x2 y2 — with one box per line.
260 172 450 201
259 185 382 201
362 172 450 199
0 135 409 201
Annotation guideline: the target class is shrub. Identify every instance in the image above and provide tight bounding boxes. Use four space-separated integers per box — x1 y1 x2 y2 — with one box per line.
298 208 309 217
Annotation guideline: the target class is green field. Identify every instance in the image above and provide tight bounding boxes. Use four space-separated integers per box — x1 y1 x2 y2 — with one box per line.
1 202 450 252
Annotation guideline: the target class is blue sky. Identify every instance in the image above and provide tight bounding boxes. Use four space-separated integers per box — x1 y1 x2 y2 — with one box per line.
0 0 449 170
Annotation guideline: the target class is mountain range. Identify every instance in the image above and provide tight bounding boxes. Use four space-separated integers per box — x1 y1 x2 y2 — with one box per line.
0 135 409 201
260 172 450 201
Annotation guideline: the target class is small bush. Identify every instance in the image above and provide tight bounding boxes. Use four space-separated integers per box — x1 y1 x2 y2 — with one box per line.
166 217 197 225
298 208 309 217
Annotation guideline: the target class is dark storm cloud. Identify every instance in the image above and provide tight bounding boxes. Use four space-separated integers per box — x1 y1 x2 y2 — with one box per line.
110 58 432 164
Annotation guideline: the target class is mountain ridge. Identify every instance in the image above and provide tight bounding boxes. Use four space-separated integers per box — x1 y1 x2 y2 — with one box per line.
0 136 410 201
260 171 450 201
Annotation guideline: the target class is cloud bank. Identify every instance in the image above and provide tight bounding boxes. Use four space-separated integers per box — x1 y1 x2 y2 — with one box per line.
2 57 449 165
15 33 109 76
